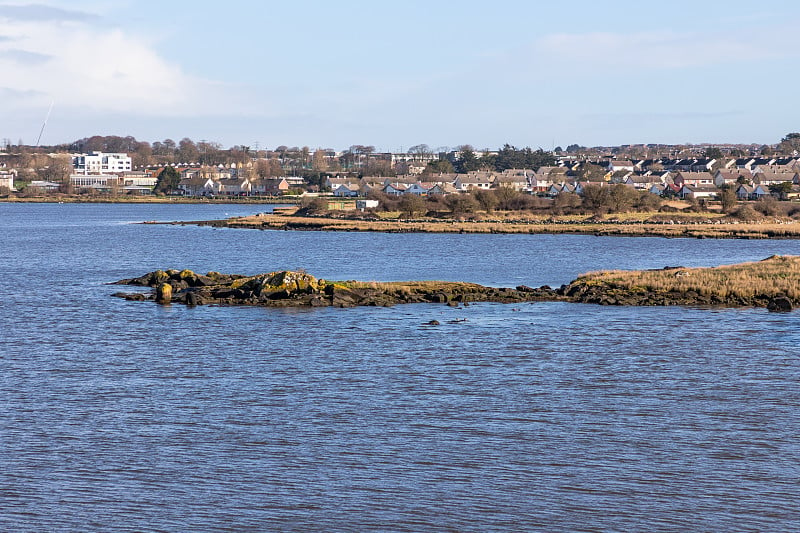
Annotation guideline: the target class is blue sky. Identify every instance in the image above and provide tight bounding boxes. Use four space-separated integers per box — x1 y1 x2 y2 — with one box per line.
1 0 799 150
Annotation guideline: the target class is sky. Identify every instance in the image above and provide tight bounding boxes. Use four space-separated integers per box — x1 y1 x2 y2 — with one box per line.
1 0 800 151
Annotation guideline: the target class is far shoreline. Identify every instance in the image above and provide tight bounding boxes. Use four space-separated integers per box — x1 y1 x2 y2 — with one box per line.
160 212 800 240
0 195 299 205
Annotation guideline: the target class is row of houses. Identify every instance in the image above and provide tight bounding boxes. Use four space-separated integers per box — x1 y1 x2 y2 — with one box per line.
322 165 800 201
177 176 291 196
578 156 800 174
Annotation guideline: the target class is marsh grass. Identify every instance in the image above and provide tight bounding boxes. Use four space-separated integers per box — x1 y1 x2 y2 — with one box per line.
577 255 800 300
339 280 486 293
226 213 800 239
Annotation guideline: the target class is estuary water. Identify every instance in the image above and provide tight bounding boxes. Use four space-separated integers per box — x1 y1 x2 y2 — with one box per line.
2 202 800 531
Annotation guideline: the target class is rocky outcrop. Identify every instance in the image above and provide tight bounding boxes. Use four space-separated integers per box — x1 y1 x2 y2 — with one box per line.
113 260 798 311
113 269 561 308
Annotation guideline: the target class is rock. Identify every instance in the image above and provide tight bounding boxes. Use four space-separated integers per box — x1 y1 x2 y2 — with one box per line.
425 320 440 326
309 296 328 307
155 282 172 304
112 292 147 301
150 270 170 286
767 296 793 312
185 291 199 306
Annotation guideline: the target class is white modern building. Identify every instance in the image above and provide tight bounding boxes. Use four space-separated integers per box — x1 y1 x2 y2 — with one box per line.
72 152 132 175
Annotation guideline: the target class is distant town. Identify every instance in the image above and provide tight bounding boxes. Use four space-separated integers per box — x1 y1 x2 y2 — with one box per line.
2 134 800 207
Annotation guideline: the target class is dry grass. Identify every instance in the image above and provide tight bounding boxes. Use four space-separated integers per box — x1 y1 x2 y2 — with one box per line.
224 213 800 239
577 255 800 300
339 280 486 293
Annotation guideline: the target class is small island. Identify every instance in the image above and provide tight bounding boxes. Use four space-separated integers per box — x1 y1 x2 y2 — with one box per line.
113 255 800 311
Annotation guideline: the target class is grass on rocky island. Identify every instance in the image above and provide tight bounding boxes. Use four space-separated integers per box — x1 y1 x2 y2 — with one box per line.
336 279 488 294
574 255 800 301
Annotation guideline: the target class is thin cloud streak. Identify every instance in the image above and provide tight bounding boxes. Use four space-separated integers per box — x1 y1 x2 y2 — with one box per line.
0 3 96 22
535 27 800 70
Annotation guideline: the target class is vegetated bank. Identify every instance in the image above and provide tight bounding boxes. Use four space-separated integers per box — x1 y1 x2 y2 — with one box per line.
112 255 800 311
181 210 800 239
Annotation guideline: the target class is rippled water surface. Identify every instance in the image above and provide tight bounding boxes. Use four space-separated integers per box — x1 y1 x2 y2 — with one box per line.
2 203 800 531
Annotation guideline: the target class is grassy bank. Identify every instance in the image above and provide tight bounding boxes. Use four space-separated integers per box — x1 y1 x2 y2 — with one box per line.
569 255 800 303
216 212 800 239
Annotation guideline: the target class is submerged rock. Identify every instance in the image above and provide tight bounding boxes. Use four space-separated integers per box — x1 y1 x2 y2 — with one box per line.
767 296 793 312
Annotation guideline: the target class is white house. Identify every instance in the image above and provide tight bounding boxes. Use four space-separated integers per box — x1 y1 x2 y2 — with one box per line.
0 170 15 191
333 183 359 197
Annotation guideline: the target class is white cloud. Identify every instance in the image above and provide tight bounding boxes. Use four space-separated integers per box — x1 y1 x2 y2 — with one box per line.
0 12 244 117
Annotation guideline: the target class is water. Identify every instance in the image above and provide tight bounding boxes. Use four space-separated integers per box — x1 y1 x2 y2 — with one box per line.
2 203 800 531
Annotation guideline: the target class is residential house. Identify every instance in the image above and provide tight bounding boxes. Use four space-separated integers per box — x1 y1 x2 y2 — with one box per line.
713 169 752 188
359 178 386 196
530 167 567 193
178 177 215 196
425 183 458 195
673 171 714 188
253 177 290 196
454 172 494 191
382 183 408 195
325 176 358 191
753 171 799 186
494 169 531 191
215 177 251 196
548 183 577 196
690 158 716 172
735 183 769 200
404 183 435 196
679 184 718 200
608 160 636 173
624 175 663 190
332 183 359 197
0 169 15 191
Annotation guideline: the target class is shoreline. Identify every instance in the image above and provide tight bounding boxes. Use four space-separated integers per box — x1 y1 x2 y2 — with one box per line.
0 196 300 204
167 213 800 240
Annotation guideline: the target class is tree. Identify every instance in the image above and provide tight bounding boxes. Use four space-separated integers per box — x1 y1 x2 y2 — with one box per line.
312 149 329 172
398 194 427 218
407 144 432 160
445 193 479 217
494 185 522 210
578 163 607 182
777 133 800 155
581 184 611 212
704 147 723 159
177 138 199 163
494 144 556 171
606 184 639 212
155 166 181 194
454 146 481 173
472 189 498 213
424 159 454 174
718 185 737 212
769 181 794 200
